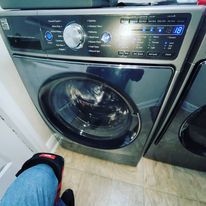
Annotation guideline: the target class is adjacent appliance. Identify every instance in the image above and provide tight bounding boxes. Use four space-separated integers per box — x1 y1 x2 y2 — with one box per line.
145 16 206 171
0 0 118 9
0 6 205 165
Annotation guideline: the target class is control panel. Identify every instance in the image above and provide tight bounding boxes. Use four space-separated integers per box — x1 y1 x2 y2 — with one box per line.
0 13 191 60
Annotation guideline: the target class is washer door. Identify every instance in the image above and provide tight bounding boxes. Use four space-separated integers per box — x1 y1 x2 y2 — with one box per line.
39 72 141 149
179 105 206 157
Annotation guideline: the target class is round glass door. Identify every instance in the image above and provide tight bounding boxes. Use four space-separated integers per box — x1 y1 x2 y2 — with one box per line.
39 72 141 149
179 105 206 156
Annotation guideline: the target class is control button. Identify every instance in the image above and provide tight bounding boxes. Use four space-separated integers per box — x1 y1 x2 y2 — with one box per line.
153 35 160 39
149 46 156 50
148 16 157 23
101 32 112 44
157 27 164 33
142 27 147 32
150 27 155 32
133 52 145 57
120 18 130 24
118 51 124 55
168 36 178 40
139 16 147 23
157 18 167 23
147 52 159 57
45 31 53 41
124 51 130 55
58 48 66 51
130 18 138 24
167 18 176 23
117 51 130 56
63 23 85 49
165 27 173 34
163 53 175 57
176 18 187 23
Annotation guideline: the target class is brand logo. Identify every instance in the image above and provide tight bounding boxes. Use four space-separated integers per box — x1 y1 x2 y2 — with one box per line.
0 18 10 31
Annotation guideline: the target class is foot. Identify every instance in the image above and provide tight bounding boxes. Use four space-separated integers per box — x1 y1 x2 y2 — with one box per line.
61 189 75 206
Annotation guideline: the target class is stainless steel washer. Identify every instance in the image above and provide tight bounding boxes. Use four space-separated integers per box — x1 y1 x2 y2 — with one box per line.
0 6 205 165
145 17 206 171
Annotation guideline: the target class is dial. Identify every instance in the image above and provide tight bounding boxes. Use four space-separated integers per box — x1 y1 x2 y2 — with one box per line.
63 23 85 50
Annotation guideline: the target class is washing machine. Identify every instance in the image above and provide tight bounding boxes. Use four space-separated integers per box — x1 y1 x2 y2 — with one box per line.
0 6 205 165
145 14 206 171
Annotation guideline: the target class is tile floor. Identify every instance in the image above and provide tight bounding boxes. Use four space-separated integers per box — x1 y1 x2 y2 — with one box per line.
56 146 206 206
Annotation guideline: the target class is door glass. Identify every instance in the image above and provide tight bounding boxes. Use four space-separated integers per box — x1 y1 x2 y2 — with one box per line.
179 105 206 156
41 72 140 144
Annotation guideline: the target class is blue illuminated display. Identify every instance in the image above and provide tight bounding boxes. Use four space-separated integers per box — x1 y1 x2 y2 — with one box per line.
157 27 164 33
138 25 185 35
142 27 146 32
150 27 154 32
173 26 184 35
45 31 53 41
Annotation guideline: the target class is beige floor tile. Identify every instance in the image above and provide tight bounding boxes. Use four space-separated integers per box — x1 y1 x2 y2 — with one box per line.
87 156 114 179
57 146 205 206
58 146 144 182
171 167 199 200
144 158 202 200
57 146 138 182
66 150 114 179
75 173 113 206
194 172 206 203
108 180 144 206
55 146 67 157
56 146 73 164
66 151 92 172
76 172 144 206
144 158 178 195
199 201 206 206
61 167 83 196
144 189 179 206
111 158 144 186
177 198 199 206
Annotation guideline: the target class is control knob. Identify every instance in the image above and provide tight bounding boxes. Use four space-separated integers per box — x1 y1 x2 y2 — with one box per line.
63 23 85 50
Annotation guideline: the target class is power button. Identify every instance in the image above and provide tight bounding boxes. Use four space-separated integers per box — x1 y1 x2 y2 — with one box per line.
101 32 112 44
45 31 53 41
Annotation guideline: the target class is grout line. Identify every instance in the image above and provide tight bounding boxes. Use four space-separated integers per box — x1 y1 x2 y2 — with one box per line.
65 163 145 188
143 186 200 203
64 164 145 190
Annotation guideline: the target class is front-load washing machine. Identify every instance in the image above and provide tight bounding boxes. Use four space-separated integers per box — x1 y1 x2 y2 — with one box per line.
0 6 205 165
145 18 206 171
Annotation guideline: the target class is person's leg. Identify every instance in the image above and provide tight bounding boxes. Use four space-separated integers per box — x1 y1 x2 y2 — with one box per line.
0 164 66 206
56 199 67 206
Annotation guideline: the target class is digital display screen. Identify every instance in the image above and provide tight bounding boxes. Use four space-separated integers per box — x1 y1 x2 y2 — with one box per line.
173 26 185 35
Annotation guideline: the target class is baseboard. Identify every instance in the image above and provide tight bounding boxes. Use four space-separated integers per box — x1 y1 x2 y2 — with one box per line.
46 133 60 153
137 98 159 109
181 101 199 113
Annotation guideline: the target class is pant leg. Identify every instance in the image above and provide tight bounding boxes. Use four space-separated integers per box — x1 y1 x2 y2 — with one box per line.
0 164 65 206
55 199 67 206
